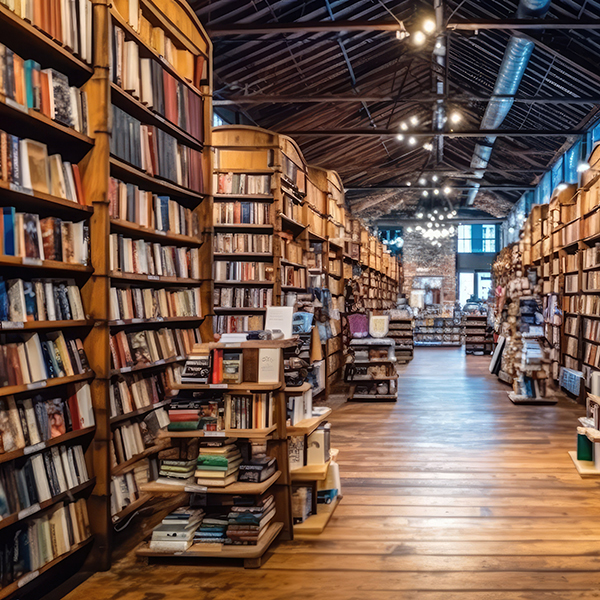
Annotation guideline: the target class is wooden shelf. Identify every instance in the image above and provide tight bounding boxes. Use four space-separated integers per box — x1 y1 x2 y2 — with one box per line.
0 478 95 533
140 470 281 495
110 271 202 285
214 280 274 286
213 223 273 230
109 317 204 328
136 521 283 560
0 371 95 399
213 194 274 201
110 218 203 246
0 256 93 275
110 157 207 204
294 495 340 535
0 537 93 600
0 426 95 466
110 355 186 377
110 84 204 152
286 408 332 436
283 382 312 393
281 285 307 292
112 493 153 524
569 450 600 478
110 400 172 425
280 258 306 269
214 252 273 260
192 338 299 351
112 441 170 476
291 460 331 482
213 307 268 313
0 319 93 331
160 424 278 439
280 214 307 236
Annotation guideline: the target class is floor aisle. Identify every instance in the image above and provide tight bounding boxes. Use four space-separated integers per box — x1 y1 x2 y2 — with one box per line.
65 348 600 600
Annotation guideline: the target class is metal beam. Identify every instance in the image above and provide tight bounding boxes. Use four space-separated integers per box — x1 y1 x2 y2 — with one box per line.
448 18 600 30
213 94 600 105
278 128 581 138
207 20 401 35
346 185 534 190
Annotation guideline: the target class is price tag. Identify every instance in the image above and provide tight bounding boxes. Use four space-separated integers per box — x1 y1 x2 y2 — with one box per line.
1 321 24 329
148 275 160 281
204 431 225 437
121 366 132 373
24 441 46 455
26 381 46 390
22 257 43 266
155 230 167 236
17 571 39 588
18 503 40 520
209 383 227 389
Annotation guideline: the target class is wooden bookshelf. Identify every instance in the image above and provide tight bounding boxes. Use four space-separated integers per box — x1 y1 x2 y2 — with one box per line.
291 460 331 482
111 442 170 476
0 372 95 399
294 496 340 535
112 493 153 524
286 409 332 436
159 424 278 439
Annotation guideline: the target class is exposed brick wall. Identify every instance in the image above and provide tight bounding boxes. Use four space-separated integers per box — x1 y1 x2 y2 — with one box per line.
402 230 456 304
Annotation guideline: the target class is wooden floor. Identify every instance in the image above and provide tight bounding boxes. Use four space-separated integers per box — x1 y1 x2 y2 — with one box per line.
64 348 600 600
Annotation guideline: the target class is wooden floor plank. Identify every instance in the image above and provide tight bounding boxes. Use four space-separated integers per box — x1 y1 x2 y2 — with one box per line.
63 348 598 600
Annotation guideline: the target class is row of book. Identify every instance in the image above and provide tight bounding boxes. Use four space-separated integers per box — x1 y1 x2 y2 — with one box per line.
109 286 202 322
282 265 307 289
0 0 93 64
111 105 205 194
584 271 600 292
111 26 204 142
583 317 600 343
214 287 273 309
280 239 304 265
580 294 600 317
0 499 91 589
0 44 89 134
110 372 171 419
148 506 203 551
213 201 271 225
215 173 272 196
565 316 579 336
111 408 169 466
214 314 264 334
111 458 153 519
0 332 90 387
214 261 273 283
583 244 600 270
214 233 272 255
0 386 93 452
583 341 600 368
109 326 199 372
0 442 89 516
1 278 84 324
109 234 200 280
108 177 200 237
225 394 275 431
0 133 85 204
112 0 208 88
565 273 579 293
2 209 89 265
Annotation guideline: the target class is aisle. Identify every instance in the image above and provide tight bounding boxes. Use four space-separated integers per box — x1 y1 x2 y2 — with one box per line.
65 348 600 600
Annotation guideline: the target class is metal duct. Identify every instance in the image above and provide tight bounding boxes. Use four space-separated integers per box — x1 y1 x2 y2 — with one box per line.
466 0 552 205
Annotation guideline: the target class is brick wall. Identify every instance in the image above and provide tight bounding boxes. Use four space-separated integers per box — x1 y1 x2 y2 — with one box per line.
402 229 456 304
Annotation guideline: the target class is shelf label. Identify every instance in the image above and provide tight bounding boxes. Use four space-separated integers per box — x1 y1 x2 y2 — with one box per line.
131 318 143 324
1 321 24 329
148 275 160 281
18 570 39 588
209 383 227 389
24 441 46 455
22 257 43 266
155 230 167 236
26 381 46 391
18 503 41 520
204 430 226 437
121 367 132 373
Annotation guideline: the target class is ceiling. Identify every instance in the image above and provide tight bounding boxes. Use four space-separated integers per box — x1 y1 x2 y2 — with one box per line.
191 0 600 222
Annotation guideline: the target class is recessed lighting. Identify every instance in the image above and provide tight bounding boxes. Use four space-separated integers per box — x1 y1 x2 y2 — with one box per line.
427 222 433 228
423 19 436 34
396 134 404 141
433 210 438 214
408 136 417 145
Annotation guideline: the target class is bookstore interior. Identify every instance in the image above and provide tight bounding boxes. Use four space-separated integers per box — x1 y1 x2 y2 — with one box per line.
3 0 600 598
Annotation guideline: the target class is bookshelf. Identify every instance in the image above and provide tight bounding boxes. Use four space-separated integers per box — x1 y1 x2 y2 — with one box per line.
388 315 414 363
0 0 99 595
464 315 493 355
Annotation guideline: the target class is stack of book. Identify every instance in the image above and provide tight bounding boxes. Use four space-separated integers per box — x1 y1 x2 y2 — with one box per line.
193 514 229 544
195 439 241 487
1 208 89 264
1 0 93 64
108 178 200 236
167 394 224 433
238 456 277 484
109 235 200 279
224 393 275 430
226 494 276 545
0 134 85 203
0 498 91 587
0 332 91 387
157 458 196 484
109 286 202 321
148 507 205 552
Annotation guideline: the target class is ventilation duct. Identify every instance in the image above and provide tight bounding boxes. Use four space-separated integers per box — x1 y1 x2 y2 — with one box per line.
466 0 552 205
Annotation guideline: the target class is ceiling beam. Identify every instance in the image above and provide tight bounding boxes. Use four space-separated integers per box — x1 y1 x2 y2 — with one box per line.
207 20 401 35
278 128 580 138
214 94 600 105
448 18 600 30
346 185 534 191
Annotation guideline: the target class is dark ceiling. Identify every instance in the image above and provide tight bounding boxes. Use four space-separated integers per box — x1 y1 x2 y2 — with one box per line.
191 0 600 222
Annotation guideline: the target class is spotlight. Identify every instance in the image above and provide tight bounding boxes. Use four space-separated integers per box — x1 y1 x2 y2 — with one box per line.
400 122 408 131
413 30 426 45
422 190 429 197
433 210 438 214
578 161 591 173
423 19 436 34
408 136 416 145
443 186 451 194
439 215 444 220
450 111 462 124
396 134 404 141
410 115 419 125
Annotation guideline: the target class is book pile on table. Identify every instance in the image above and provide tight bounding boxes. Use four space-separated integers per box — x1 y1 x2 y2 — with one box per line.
193 514 229 544
226 494 276 545
148 507 204 552
195 438 241 487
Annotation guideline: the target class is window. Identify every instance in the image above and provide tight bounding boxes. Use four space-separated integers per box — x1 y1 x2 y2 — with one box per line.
457 224 497 253
213 112 226 127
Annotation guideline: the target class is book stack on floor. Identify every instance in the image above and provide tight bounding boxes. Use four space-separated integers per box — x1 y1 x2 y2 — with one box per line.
148 507 205 552
226 494 276 545
195 438 242 487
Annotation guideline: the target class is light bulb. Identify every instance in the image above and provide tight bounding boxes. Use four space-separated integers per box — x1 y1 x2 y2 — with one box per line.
433 189 440 195
396 134 404 141
508 227 515 233
450 111 462 124
419 178 427 185
407 227 413 232
413 30 427 45
408 136 417 145
423 19 436 33
410 115 419 125
406 181 411 186
423 143 433 151
416 212 423 218
427 222 432 228
422 190 429 197
400 122 408 131
439 215 444 220
432 175 438 182
433 209 438 214
443 186 451 194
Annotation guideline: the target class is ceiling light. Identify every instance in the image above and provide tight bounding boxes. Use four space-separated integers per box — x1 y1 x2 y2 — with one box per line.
416 212 423 218
427 222 432 228
419 178 427 185
427 213 432 218
450 111 462 124
578 161 591 173
396 134 404 141
423 142 433 151
408 136 417 145
433 210 438 214
433 189 440 195
407 227 413 232
422 190 429 197
443 186 451 194
439 215 444 220
557 182 568 191
432 175 438 182
406 181 411 186
508 227 515 233
410 116 419 125
423 19 436 34
400 122 408 131
430 216 435 221
452 210 457 216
